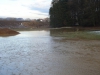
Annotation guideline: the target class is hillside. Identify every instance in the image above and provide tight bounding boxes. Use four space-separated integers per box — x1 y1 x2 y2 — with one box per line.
0 20 49 29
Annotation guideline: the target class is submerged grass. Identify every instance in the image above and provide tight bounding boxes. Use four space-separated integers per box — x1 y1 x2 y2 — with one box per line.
50 29 100 40
13 28 100 40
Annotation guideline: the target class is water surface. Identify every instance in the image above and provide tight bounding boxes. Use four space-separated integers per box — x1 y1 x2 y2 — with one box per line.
0 30 100 75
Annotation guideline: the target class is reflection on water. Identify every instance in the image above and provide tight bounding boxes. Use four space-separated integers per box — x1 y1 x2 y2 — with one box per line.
0 30 60 75
90 31 100 35
16 31 50 37
0 30 100 75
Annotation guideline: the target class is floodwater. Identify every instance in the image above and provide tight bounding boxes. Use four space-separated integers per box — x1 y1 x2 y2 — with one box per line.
0 30 100 75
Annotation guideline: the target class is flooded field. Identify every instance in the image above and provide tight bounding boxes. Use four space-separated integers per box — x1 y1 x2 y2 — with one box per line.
0 30 100 75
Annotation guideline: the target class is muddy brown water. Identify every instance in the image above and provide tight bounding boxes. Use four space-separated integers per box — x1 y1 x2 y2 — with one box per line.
0 30 100 75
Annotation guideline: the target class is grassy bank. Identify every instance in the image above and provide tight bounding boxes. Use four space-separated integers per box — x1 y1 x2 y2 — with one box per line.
50 28 100 40
13 27 100 40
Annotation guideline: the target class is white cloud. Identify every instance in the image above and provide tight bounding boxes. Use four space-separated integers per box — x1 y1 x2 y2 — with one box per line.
27 0 51 9
0 0 52 19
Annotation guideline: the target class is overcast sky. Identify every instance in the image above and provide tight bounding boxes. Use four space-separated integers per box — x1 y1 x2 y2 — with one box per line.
0 0 52 19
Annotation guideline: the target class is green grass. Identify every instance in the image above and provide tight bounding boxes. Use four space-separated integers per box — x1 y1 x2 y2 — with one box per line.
13 28 100 40
50 29 100 40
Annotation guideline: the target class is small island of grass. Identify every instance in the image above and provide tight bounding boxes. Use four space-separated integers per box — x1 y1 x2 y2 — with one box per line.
0 28 19 36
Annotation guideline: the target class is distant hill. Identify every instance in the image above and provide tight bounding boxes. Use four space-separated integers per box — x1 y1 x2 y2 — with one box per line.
0 21 29 28
22 21 49 28
0 20 49 29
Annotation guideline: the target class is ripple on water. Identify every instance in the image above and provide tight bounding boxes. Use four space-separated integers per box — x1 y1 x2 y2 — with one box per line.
0 30 100 75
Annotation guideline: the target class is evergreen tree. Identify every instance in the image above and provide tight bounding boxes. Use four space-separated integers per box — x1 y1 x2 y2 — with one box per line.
49 0 69 28
49 0 100 28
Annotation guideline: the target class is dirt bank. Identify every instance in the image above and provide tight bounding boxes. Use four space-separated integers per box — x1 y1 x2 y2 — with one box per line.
0 28 19 36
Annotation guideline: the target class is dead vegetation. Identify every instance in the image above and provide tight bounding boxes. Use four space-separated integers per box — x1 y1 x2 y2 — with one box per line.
0 28 19 36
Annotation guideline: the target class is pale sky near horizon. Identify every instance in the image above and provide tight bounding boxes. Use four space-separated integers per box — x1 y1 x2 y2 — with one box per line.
0 0 52 19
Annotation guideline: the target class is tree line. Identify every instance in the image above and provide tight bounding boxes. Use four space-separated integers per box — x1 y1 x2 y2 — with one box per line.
49 0 100 28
